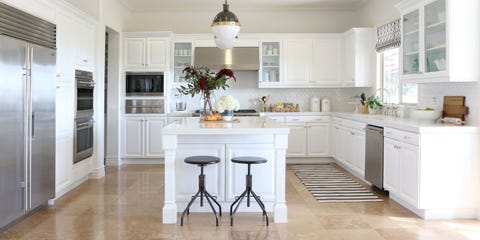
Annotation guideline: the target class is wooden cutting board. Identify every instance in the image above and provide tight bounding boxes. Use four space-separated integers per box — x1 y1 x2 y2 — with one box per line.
443 96 468 120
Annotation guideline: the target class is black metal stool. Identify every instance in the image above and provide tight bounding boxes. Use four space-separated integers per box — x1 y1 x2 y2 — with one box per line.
181 155 222 226
230 156 269 226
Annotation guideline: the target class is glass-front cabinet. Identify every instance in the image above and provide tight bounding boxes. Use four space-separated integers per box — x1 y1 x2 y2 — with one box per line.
173 42 193 83
259 41 281 87
400 0 448 80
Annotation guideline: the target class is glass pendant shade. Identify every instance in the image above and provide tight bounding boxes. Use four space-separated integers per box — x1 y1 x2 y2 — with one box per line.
211 0 240 49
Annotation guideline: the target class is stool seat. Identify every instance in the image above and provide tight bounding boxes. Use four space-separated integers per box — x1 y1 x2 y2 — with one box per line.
231 156 267 164
185 156 220 165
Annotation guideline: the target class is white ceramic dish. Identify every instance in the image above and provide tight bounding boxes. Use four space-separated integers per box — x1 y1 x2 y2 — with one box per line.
409 109 442 122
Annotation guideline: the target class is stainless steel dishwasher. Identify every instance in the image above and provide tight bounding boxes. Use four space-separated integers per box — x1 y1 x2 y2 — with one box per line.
365 125 384 189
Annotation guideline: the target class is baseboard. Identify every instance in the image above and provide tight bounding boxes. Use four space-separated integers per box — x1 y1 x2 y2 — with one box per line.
105 156 121 166
89 166 105 179
121 158 164 165
286 157 333 164
55 175 89 200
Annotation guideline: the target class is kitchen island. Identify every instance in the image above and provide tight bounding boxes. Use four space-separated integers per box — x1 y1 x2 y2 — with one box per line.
161 117 290 224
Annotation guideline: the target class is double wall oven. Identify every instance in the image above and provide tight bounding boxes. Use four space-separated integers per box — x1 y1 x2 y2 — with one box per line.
74 70 95 163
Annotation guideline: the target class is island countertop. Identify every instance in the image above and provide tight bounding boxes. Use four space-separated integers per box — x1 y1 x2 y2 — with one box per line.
162 116 290 135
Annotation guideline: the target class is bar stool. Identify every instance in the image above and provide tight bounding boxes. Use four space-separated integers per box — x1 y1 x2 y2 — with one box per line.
181 155 222 226
230 156 269 226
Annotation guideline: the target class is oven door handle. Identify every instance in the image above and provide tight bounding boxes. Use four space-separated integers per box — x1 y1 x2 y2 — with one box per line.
76 120 94 129
77 80 95 87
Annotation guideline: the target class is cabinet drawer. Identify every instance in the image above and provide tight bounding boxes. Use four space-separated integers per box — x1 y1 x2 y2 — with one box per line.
285 115 329 123
267 116 285 123
384 127 419 146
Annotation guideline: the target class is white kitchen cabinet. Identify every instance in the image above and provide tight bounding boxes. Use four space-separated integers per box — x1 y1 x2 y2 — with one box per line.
331 117 366 177
341 28 375 87
55 9 76 84
226 144 275 202
124 37 169 69
173 42 193 83
74 19 95 69
123 117 166 158
259 41 282 88
397 0 480 82
55 136 73 195
307 123 330 157
55 82 75 137
284 39 313 86
383 130 419 208
313 38 342 86
284 116 330 158
175 144 225 202
286 123 308 157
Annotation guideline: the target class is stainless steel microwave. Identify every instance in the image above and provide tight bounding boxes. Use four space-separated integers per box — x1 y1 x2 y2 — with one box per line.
126 72 164 96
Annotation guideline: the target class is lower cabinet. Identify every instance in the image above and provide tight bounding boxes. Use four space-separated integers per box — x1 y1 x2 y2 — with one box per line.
331 117 366 177
55 135 73 195
284 116 330 158
174 143 275 203
384 136 419 208
123 116 166 158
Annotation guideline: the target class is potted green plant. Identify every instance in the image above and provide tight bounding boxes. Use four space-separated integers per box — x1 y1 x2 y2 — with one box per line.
365 96 383 114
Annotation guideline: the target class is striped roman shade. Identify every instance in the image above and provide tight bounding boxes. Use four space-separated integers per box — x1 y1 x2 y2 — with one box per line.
375 19 401 52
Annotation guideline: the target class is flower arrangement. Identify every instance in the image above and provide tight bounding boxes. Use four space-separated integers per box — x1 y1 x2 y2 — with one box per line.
215 95 240 113
177 66 236 115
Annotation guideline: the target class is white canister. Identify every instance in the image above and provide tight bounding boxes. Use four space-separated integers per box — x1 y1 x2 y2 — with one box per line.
321 98 331 112
310 97 320 112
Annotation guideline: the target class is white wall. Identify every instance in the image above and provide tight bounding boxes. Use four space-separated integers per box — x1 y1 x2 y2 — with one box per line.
354 0 402 28
63 0 99 19
125 9 357 33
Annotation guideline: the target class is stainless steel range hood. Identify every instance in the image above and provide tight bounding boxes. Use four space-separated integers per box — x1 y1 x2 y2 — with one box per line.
194 47 259 71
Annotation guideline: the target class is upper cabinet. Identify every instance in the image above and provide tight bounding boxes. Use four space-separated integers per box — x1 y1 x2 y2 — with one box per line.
284 39 314 86
313 38 342 86
173 41 193 83
397 0 480 82
74 19 95 69
259 41 282 88
341 28 376 87
124 37 169 70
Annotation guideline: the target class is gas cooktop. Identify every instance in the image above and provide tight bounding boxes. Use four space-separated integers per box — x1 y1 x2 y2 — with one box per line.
192 109 259 116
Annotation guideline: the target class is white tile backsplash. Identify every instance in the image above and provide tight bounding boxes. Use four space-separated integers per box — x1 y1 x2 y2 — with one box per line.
172 71 372 113
418 82 480 126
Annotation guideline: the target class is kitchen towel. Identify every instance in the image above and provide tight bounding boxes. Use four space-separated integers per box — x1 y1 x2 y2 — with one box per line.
289 164 383 202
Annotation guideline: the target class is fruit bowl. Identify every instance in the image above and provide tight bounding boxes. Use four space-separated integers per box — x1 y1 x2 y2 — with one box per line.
409 109 442 123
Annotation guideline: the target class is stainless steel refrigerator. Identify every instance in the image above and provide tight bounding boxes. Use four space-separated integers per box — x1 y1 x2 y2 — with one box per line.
0 34 56 229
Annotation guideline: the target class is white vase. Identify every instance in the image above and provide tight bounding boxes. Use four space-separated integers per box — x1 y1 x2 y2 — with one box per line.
222 110 234 121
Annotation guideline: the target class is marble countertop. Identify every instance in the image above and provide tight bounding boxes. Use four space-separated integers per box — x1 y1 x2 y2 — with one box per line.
162 116 289 135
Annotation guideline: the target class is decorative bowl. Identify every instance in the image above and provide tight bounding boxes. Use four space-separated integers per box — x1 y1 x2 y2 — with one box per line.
409 109 442 122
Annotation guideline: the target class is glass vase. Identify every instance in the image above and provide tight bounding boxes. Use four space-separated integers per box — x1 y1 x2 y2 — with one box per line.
199 91 215 119
222 110 234 121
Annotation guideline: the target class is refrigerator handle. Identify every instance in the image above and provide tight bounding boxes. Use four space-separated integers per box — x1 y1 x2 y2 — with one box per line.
31 112 35 138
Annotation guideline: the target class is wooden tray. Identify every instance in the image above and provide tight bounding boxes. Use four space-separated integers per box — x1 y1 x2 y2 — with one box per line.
200 118 240 123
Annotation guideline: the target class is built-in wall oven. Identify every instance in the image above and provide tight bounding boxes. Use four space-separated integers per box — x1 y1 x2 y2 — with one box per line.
75 69 95 118
74 117 94 163
74 69 95 163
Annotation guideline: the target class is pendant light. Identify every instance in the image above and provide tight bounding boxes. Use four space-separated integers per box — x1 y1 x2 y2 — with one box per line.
211 0 240 50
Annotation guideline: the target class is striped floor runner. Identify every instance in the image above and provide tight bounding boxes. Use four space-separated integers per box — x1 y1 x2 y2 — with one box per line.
289 164 383 202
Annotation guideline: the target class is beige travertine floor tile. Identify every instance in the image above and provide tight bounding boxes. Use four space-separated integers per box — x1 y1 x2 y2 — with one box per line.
1 164 479 240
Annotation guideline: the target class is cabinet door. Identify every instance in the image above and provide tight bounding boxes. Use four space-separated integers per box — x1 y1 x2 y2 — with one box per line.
145 118 166 157
307 123 330 157
343 129 355 168
226 144 275 202
173 42 193 83
333 126 347 164
55 136 73 194
424 0 446 73
352 130 366 177
286 123 307 157
398 143 419 207
284 40 313 85
123 118 144 157
75 19 95 69
402 9 420 75
342 32 355 85
146 38 168 68
124 38 145 68
175 144 225 202
259 41 282 87
383 138 399 193
55 82 75 137
55 10 76 83
313 39 341 85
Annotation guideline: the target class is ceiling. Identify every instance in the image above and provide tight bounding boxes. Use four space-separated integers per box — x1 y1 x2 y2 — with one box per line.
117 0 371 12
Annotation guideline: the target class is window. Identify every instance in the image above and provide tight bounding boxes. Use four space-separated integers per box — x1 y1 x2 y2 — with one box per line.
380 48 417 104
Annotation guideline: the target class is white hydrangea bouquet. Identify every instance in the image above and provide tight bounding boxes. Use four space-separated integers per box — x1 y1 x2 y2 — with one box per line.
215 95 240 121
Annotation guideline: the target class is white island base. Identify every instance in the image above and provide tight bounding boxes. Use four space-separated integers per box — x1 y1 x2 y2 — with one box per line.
161 117 290 224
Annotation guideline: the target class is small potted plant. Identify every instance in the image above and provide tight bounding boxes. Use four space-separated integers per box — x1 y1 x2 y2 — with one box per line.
365 96 383 114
